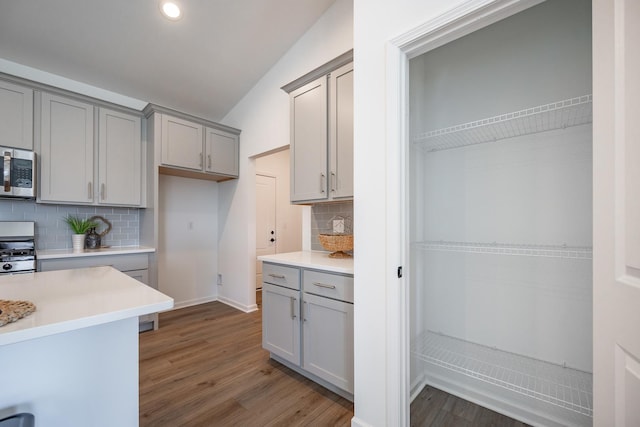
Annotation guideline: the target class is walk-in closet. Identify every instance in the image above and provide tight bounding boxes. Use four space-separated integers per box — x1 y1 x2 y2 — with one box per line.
408 0 593 425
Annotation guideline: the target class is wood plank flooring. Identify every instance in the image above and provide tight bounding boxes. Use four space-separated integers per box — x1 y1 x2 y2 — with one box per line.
410 385 531 427
140 293 528 427
139 296 353 426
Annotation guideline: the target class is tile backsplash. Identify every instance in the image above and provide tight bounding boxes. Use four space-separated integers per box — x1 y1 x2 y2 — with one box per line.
310 201 354 252
0 199 139 250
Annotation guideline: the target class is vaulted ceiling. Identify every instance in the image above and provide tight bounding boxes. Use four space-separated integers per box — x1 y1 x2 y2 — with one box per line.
0 0 336 120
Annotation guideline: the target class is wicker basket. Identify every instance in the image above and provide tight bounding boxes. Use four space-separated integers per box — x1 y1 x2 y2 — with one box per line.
0 299 36 327
318 234 353 258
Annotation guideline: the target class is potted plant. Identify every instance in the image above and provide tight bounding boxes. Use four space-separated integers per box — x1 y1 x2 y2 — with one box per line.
64 215 97 252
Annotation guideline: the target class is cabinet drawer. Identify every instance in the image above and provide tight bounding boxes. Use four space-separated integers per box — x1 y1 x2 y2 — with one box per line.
262 263 300 290
303 270 353 303
39 253 148 272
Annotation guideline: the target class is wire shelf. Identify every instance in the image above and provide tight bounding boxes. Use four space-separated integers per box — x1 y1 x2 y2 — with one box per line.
412 330 593 417
413 95 593 152
413 240 592 260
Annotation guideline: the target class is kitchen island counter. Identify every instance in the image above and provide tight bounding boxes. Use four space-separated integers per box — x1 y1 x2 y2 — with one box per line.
0 266 172 346
0 267 173 427
258 250 354 275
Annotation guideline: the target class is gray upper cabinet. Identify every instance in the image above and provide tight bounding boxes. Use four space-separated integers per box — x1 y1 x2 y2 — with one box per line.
98 108 142 206
158 112 239 180
0 80 33 150
328 62 354 200
161 114 203 171
286 56 353 204
39 92 144 206
290 76 328 202
205 127 239 177
39 93 94 204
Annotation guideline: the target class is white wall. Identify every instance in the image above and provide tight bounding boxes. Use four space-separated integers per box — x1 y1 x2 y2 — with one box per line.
352 0 467 425
217 0 353 311
158 174 219 309
255 149 303 254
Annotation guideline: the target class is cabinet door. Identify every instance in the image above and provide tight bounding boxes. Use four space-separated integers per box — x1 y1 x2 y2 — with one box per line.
40 93 94 204
290 75 328 202
262 283 301 365
204 127 238 177
0 80 33 150
302 292 354 393
98 108 142 206
161 114 203 171
328 62 354 199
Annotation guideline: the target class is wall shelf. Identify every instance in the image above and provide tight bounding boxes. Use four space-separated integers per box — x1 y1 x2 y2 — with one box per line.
412 95 593 152
413 240 592 260
412 331 593 418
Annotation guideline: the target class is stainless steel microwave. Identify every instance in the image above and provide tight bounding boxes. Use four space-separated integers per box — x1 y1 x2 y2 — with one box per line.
0 147 36 199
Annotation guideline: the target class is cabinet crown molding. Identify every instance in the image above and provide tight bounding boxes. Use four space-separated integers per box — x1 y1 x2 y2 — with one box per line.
143 103 241 135
281 49 353 94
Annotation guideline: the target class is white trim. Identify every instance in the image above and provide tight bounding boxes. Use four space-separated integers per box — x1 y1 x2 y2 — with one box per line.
350 417 375 427
171 296 218 310
384 0 545 424
217 295 259 313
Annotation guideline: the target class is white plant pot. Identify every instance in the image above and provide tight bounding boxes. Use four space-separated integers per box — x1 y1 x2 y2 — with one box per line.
71 234 85 252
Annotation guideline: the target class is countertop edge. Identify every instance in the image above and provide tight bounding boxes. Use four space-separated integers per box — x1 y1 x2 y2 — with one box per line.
37 246 156 260
258 251 354 275
0 299 173 347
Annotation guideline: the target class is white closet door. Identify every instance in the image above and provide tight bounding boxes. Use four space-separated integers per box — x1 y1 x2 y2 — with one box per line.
593 0 640 425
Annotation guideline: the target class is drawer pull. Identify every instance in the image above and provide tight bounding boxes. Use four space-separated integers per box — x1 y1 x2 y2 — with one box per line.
313 282 336 289
268 273 286 279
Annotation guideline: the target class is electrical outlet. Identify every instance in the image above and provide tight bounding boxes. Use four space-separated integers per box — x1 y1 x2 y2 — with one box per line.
217 274 223 285
332 219 345 234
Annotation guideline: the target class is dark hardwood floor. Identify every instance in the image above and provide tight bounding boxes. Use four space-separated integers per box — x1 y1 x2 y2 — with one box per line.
140 292 528 427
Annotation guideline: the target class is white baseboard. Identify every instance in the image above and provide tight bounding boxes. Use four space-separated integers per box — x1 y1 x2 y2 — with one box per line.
217 295 258 313
172 295 218 310
350 417 374 427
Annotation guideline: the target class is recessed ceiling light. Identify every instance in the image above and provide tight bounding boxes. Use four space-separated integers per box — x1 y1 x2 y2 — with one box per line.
159 1 182 20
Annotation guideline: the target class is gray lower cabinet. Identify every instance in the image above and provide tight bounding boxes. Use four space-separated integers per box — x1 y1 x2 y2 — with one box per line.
262 262 354 399
38 253 157 331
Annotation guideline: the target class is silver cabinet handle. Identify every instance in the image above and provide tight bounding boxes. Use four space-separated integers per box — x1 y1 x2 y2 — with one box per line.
88 182 93 199
313 282 336 289
3 151 10 192
199 153 203 168
290 297 296 319
331 172 336 192
268 273 285 279
320 173 326 193
208 154 212 169
302 301 307 322
101 183 106 200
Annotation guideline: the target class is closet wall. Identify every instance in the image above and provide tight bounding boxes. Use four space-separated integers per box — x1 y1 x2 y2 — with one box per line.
409 0 592 425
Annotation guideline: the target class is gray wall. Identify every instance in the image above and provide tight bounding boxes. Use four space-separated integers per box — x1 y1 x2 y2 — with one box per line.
310 200 353 251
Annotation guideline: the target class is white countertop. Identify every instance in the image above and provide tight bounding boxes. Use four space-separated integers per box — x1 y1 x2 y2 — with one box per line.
258 251 354 275
37 245 155 260
0 266 173 346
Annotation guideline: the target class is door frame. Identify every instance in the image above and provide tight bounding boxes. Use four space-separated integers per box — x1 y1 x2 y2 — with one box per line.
384 0 550 424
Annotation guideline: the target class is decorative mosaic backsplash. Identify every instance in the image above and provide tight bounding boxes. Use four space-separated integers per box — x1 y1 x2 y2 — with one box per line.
0 199 140 250
310 200 354 252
